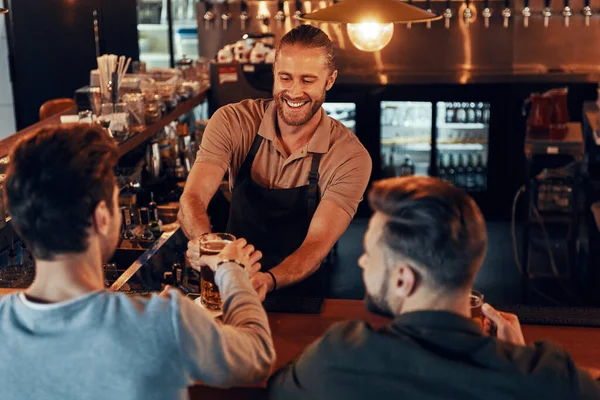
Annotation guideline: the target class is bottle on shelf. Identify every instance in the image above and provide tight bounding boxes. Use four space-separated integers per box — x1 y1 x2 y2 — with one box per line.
446 154 457 185
482 103 491 124
437 154 447 182
465 153 476 190
475 153 487 190
383 146 397 178
398 155 415 177
445 102 455 124
467 102 476 123
455 154 467 188
475 102 484 123
456 102 467 123
148 192 161 239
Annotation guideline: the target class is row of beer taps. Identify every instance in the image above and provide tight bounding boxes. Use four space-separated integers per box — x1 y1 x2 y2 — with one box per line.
202 0 330 30
197 0 596 30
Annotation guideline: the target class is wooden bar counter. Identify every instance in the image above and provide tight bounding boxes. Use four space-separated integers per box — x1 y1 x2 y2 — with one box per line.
1 288 598 398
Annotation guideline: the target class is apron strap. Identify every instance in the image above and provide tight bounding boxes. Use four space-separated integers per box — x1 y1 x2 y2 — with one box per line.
307 153 322 220
236 135 264 185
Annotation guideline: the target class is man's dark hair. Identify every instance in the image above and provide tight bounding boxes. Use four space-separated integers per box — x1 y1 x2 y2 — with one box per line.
5 124 119 260
275 24 336 72
368 176 487 290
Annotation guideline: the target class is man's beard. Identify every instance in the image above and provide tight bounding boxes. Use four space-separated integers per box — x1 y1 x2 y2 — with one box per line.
274 89 326 127
365 268 396 319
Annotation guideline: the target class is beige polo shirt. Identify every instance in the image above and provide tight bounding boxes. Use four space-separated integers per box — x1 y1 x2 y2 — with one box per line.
196 99 372 218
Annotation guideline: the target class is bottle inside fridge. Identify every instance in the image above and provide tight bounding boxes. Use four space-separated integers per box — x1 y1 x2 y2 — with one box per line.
436 102 489 191
380 101 432 178
323 102 356 133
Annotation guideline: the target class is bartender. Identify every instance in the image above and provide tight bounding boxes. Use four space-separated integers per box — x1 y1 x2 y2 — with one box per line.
179 25 371 300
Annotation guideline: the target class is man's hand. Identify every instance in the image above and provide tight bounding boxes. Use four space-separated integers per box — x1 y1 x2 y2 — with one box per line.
482 303 525 346
251 272 274 302
186 238 262 273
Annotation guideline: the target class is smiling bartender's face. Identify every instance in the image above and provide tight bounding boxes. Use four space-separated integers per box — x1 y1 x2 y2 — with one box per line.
273 45 338 127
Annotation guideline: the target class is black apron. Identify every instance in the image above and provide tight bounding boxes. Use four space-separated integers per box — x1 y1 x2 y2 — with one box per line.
226 134 323 296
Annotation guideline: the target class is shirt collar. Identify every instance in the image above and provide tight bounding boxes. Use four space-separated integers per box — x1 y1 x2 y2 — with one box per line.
257 100 332 155
388 310 483 336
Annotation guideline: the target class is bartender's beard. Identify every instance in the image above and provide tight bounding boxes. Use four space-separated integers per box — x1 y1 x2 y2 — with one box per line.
365 268 396 319
274 89 326 127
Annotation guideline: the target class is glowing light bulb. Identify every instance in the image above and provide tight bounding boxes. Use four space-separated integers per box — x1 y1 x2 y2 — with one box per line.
347 22 394 52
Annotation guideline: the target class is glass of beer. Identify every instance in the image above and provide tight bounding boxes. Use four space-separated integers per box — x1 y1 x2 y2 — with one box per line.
199 232 235 311
470 290 484 328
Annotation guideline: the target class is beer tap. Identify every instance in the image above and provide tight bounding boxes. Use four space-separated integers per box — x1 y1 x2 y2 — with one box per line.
221 1 232 30
240 0 250 31
202 0 215 30
482 0 492 28
293 0 303 26
502 0 511 28
543 0 552 27
522 0 531 27
275 0 286 28
443 0 453 29
562 0 572 27
583 0 593 27
463 0 473 27
407 0 414 29
426 0 433 28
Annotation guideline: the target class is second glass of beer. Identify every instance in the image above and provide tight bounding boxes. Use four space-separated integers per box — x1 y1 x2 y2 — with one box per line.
199 232 235 311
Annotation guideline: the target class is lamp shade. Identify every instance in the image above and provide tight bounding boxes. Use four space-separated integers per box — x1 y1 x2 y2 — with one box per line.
300 0 441 24
0 8 8 14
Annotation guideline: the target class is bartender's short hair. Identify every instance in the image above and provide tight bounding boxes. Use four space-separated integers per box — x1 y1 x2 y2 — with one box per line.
368 176 487 290
276 24 336 73
6 124 118 260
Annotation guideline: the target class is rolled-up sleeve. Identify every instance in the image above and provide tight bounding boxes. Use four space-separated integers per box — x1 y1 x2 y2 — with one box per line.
321 150 372 218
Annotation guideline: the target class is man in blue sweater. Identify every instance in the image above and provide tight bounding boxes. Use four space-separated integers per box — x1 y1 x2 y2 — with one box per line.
0 124 275 399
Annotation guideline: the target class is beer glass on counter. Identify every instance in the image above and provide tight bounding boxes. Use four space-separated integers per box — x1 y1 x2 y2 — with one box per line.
199 232 235 310
470 290 484 328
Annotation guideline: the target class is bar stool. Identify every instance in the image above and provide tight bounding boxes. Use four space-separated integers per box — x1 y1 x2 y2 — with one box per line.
39 98 76 120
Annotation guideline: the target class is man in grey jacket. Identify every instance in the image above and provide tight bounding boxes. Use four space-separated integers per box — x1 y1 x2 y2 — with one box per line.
0 124 275 400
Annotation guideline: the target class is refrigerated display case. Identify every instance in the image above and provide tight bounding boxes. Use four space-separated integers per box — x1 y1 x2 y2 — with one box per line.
136 0 199 68
380 101 432 177
435 102 490 192
323 102 356 133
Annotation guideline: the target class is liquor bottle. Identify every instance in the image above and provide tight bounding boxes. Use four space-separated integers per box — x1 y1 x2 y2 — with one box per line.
455 154 467 188
475 154 487 190
437 154 447 182
149 192 161 239
456 102 467 123
465 153 476 190
446 154 456 185
398 155 415 176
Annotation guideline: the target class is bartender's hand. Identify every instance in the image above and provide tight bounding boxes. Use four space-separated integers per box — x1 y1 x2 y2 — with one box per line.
251 272 274 302
482 303 525 346
186 238 262 273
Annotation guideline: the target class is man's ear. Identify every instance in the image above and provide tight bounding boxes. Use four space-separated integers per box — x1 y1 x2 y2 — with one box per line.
92 200 110 236
326 70 338 91
390 263 417 299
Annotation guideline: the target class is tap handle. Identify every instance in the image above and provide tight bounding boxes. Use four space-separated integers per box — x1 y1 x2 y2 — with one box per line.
203 0 213 12
241 0 248 13
278 0 285 12
544 0 551 8
296 0 303 12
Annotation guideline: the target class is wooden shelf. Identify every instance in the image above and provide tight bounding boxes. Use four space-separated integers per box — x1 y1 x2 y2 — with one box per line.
118 90 208 158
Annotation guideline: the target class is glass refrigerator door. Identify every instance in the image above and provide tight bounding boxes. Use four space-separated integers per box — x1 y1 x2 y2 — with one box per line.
435 102 490 192
323 102 356 133
380 101 432 177
137 0 199 69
